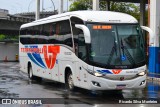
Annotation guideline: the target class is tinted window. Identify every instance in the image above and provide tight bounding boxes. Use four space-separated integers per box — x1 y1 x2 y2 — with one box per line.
48 20 72 47
20 20 73 48
78 34 86 61
70 17 85 57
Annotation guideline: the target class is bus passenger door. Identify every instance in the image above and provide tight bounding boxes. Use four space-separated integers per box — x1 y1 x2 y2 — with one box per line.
77 34 88 88
77 61 88 89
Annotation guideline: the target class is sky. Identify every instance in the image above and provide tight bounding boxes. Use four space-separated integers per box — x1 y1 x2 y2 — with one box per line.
0 0 71 14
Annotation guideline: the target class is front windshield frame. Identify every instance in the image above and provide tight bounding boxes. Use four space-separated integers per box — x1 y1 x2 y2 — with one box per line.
85 22 146 69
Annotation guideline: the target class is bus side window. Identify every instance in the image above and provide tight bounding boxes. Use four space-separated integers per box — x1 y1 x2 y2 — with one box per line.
20 28 26 35
48 23 56 44
57 20 72 47
78 31 86 61
56 23 60 35
20 28 28 44
34 25 39 35
50 23 56 36
70 17 84 56
40 25 45 36
72 23 86 61
39 24 46 44
25 27 30 44
29 27 34 44
44 23 50 36
34 25 39 44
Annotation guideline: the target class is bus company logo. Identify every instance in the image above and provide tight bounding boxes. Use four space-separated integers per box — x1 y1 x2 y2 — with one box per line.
112 69 122 74
22 45 60 69
97 69 122 74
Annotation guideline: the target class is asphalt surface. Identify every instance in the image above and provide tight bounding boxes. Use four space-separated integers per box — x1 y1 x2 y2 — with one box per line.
0 62 159 107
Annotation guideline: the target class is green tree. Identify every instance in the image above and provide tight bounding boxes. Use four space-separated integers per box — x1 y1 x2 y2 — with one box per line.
0 34 5 40
110 2 140 21
69 0 92 11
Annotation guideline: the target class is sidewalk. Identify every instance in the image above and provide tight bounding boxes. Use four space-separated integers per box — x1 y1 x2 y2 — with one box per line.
147 73 160 81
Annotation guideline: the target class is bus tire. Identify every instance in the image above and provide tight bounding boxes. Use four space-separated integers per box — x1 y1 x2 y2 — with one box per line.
28 65 34 80
28 65 42 81
66 71 74 91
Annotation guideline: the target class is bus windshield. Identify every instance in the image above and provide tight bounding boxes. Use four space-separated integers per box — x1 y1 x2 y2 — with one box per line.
87 23 146 69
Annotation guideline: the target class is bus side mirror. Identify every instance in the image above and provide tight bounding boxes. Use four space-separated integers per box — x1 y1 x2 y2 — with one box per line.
141 26 155 46
75 24 91 43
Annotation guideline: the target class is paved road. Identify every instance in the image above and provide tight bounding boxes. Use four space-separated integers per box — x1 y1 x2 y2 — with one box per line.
0 62 159 107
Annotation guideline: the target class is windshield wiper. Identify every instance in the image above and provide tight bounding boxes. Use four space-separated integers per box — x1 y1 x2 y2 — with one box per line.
121 39 125 57
121 39 135 65
107 38 117 65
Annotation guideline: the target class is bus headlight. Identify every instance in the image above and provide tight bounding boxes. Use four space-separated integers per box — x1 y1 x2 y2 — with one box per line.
86 69 104 77
94 72 103 77
92 70 105 77
138 71 146 76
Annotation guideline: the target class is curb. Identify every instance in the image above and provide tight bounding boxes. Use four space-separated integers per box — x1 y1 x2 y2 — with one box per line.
147 77 160 81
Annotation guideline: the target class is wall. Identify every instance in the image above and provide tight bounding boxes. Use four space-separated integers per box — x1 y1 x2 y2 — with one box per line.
0 43 18 61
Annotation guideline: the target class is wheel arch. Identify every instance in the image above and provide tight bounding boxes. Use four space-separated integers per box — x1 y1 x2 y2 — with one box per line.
27 61 32 74
64 65 73 83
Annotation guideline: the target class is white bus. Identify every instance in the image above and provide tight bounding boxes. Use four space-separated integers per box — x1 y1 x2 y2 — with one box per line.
19 11 147 90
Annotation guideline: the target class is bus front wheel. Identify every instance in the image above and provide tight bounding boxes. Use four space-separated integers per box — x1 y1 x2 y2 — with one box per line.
28 65 34 80
66 72 74 91
28 65 42 82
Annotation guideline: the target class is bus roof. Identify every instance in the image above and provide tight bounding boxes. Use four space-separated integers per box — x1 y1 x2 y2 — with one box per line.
21 11 138 28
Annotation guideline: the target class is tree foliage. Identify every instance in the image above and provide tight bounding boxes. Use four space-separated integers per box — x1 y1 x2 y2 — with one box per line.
0 34 18 41
69 0 92 11
69 0 142 21
110 2 140 21
0 34 5 40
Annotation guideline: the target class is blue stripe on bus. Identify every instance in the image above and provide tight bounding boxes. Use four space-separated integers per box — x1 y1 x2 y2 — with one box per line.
97 70 113 74
32 53 46 68
27 45 46 68
27 53 45 68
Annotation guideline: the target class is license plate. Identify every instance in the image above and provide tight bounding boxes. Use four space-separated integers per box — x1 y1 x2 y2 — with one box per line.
116 84 126 89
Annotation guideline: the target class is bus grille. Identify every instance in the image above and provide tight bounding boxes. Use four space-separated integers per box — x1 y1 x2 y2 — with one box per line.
103 75 138 81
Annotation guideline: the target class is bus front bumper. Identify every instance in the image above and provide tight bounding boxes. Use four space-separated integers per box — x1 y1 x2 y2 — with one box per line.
88 74 146 90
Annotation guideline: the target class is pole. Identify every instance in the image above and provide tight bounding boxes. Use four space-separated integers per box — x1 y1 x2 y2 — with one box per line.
149 0 160 73
93 0 99 11
140 0 145 26
42 0 44 12
36 0 40 20
59 0 63 14
106 1 110 11
67 0 68 11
